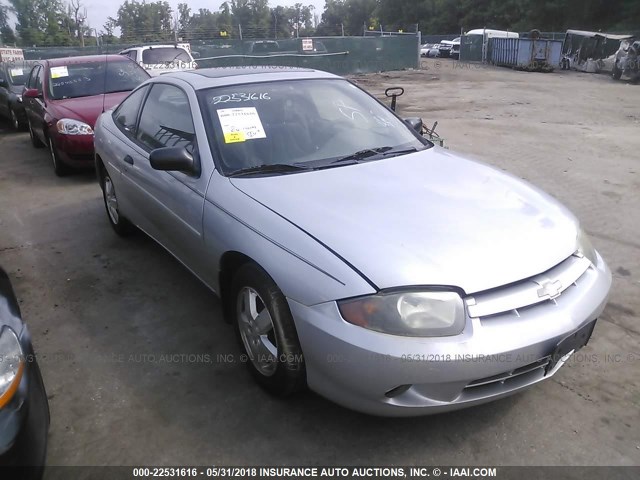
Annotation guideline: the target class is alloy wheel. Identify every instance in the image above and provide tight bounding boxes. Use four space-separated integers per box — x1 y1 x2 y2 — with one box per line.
103 175 119 224
10 109 19 130
236 286 278 376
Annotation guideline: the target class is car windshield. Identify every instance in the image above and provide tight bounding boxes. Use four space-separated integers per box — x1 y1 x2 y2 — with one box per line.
142 48 190 64
48 60 149 100
200 78 431 175
7 66 29 85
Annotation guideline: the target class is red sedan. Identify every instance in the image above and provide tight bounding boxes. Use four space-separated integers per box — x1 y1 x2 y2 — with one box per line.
22 55 149 176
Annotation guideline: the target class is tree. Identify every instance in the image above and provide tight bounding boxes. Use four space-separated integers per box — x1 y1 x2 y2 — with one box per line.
116 0 173 43
101 16 118 44
0 2 17 44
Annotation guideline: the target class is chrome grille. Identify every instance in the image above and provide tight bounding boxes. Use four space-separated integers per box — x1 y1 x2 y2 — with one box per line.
464 254 591 320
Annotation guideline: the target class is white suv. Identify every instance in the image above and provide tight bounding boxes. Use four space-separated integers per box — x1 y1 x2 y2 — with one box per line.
119 44 197 76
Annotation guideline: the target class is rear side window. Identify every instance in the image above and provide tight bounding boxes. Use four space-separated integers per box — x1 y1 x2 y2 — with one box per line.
113 86 149 136
142 48 190 64
136 83 195 150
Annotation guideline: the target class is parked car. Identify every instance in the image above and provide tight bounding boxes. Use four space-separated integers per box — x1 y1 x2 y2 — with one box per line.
438 37 460 58
612 39 639 81
0 267 49 478
0 61 35 130
420 43 439 57
451 38 461 59
94 67 611 417
22 55 149 176
246 40 281 54
119 44 198 76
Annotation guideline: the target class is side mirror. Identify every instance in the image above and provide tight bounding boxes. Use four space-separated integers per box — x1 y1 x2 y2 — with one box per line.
0 79 7 88
23 88 41 99
404 117 423 133
149 145 199 175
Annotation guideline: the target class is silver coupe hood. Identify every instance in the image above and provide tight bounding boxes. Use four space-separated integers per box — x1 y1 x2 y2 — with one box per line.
230 147 579 294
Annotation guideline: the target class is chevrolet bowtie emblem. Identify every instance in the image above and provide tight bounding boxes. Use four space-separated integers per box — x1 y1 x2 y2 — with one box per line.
537 280 562 299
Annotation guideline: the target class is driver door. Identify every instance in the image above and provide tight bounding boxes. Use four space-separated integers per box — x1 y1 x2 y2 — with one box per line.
121 82 209 276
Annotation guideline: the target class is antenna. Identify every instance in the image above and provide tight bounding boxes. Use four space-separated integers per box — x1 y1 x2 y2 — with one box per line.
102 54 108 113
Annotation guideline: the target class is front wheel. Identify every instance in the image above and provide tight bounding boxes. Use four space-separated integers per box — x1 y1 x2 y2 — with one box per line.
49 137 70 176
28 119 44 148
612 63 622 80
231 263 306 396
101 168 135 236
9 107 21 130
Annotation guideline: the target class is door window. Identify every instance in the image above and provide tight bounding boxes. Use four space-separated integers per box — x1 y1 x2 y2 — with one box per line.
27 66 40 89
34 66 44 93
136 84 195 151
113 86 149 137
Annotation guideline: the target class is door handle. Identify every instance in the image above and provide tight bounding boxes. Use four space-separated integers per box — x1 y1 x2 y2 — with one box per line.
123 155 134 165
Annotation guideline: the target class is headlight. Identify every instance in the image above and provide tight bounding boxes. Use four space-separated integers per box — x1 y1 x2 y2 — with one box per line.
0 326 25 409
577 228 597 265
56 118 94 135
338 290 466 337
16 95 22 103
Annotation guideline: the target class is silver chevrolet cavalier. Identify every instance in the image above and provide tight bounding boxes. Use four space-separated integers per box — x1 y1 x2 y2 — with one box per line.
93 67 611 416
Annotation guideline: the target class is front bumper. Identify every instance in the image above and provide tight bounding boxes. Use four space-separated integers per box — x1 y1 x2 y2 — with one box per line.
0 326 50 478
289 253 611 416
52 132 95 168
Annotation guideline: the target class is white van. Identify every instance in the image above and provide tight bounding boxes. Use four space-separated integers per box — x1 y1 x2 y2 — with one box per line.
466 29 520 39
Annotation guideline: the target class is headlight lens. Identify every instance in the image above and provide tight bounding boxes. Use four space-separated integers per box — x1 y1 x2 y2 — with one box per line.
16 95 22 103
56 118 94 135
577 228 597 265
338 291 466 337
0 326 25 409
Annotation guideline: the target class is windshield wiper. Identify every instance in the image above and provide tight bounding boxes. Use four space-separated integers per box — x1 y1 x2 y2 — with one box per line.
380 146 419 157
330 147 394 165
329 145 420 165
228 163 310 177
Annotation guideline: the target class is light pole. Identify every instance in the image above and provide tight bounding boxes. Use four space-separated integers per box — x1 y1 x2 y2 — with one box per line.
273 11 277 39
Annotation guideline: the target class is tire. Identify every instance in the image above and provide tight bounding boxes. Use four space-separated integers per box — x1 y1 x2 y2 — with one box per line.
100 167 135 236
48 137 70 177
231 263 306 396
9 106 20 130
612 63 622 80
28 119 44 148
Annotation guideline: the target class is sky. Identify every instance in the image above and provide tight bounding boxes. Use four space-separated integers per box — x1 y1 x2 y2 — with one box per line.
82 0 327 33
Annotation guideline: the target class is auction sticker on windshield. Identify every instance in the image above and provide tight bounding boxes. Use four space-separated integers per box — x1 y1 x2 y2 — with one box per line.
50 66 69 79
217 107 266 143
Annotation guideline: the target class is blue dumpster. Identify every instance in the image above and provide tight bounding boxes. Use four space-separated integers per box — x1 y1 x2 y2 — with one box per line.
490 37 563 71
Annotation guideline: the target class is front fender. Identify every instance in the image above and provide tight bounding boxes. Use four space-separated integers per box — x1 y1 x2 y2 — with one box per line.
203 173 376 306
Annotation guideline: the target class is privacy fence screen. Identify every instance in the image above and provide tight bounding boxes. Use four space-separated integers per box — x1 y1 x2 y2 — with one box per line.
22 36 421 76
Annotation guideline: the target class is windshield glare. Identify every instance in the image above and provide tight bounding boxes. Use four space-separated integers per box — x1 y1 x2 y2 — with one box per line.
142 48 191 64
201 79 430 174
48 60 149 100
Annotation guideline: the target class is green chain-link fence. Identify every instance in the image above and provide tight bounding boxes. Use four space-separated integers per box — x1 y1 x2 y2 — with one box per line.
22 36 420 75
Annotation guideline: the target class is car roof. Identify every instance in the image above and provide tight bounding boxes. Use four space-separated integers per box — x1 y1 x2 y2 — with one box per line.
158 66 340 90
123 45 188 51
45 54 132 67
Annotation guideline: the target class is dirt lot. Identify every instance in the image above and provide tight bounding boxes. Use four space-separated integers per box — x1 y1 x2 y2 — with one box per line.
0 59 639 471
